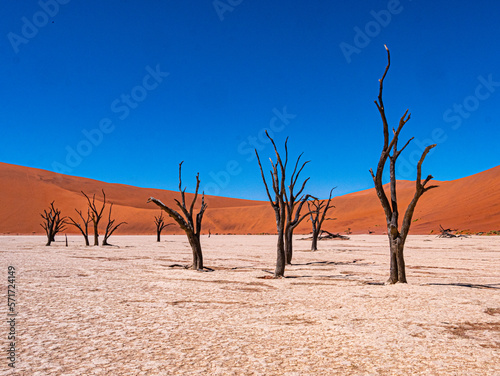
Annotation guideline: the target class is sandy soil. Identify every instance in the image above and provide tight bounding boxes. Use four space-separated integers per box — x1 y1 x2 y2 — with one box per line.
1 234 499 375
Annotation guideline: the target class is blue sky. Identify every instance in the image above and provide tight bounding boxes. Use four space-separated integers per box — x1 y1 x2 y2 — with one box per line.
1 0 499 200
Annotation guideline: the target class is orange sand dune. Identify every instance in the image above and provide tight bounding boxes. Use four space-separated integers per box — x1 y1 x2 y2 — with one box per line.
0 162 499 235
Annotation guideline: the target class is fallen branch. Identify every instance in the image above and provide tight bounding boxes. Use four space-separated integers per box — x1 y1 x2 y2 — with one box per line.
438 225 458 238
320 230 350 240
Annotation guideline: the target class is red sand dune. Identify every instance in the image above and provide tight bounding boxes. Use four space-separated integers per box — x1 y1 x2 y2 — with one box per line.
0 162 499 235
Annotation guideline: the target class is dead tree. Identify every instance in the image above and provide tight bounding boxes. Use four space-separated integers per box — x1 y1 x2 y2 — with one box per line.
148 162 207 270
154 211 173 242
82 190 106 246
102 203 127 246
307 188 336 251
256 133 286 277
40 201 67 246
369 45 438 284
68 208 91 246
256 131 312 276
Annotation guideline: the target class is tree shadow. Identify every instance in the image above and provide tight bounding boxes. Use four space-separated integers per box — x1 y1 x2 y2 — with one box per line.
423 283 500 290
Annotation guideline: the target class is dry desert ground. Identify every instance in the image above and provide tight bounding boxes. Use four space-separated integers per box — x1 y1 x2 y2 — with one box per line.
1 234 500 375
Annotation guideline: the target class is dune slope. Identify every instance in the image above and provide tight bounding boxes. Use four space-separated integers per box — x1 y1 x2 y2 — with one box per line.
0 162 498 235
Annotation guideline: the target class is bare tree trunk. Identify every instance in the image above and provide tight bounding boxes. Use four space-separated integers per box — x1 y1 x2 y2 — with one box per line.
311 229 318 251
285 228 293 264
275 227 286 277
396 238 406 283
157 231 161 242
188 234 203 270
388 236 399 284
93 226 99 246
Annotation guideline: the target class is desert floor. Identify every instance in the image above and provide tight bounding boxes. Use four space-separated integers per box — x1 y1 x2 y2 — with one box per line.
1 234 499 376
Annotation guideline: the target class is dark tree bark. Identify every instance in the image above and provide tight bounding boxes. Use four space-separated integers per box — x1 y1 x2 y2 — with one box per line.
370 45 438 284
311 230 318 251
40 201 67 246
82 190 106 246
68 208 91 246
307 188 336 251
256 131 312 277
154 211 173 242
148 162 207 270
102 203 127 246
284 153 312 265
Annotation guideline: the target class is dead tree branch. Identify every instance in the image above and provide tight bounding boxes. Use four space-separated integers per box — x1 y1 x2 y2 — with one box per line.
102 203 127 246
284 150 313 264
82 189 106 246
68 208 91 246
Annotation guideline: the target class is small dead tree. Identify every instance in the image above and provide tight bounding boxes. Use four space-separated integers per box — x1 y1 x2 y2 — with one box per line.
148 162 207 270
68 208 91 246
40 201 67 246
307 188 336 251
256 131 311 277
154 212 173 242
284 154 312 264
82 190 106 246
370 45 438 284
102 203 127 246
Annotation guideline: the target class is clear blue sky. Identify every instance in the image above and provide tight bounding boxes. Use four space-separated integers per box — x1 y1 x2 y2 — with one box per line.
1 0 499 200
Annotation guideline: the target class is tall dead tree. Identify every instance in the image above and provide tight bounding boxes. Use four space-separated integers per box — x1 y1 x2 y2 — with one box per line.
370 45 438 284
68 208 91 246
307 188 336 251
82 190 106 246
102 203 127 246
284 154 312 265
40 201 67 246
154 211 173 242
148 162 207 270
256 131 311 277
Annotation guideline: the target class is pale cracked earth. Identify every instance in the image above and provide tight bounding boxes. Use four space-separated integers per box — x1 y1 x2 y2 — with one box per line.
1 235 499 376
